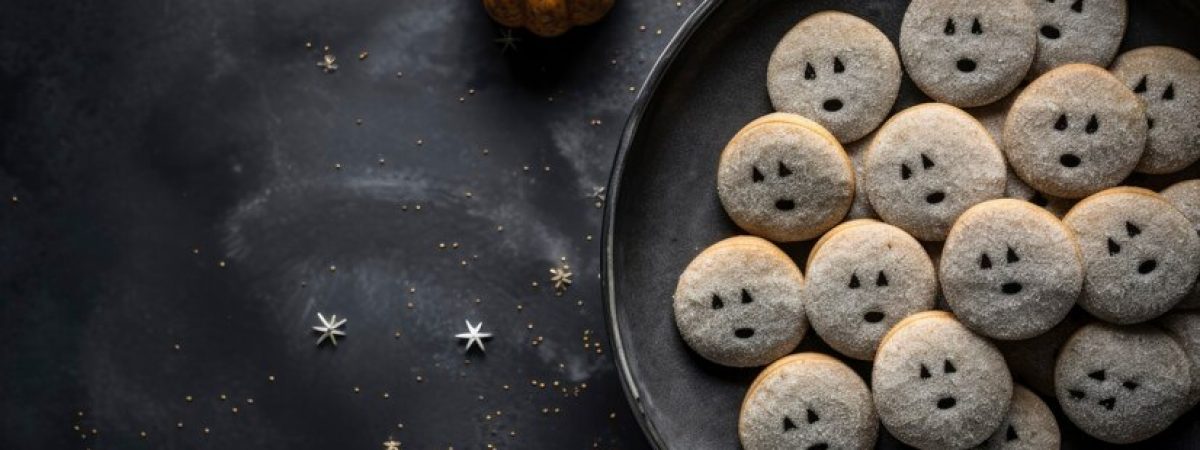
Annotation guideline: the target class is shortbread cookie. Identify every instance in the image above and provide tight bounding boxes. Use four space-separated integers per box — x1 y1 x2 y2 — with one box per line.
864 103 1006 241
1025 0 1126 76
996 309 1087 397
978 385 1061 450
1063 187 1200 323
1111 47 1200 174
673 236 807 367
717 113 855 242
1161 179 1200 309
899 0 1036 107
768 11 902 143
1055 322 1190 444
1004 64 1148 199
739 353 878 450
1157 312 1200 407
873 311 1012 449
844 137 878 219
941 199 1082 339
805 220 936 360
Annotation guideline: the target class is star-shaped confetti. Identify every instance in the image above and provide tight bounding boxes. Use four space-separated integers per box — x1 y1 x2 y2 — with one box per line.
382 438 401 450
494 29 520 54
312 312 347 346
550 265 573 291
455 320 493 352
317 54 338 73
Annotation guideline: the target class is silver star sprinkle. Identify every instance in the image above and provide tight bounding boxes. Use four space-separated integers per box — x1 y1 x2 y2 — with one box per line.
494 29 520 54
455 320 493 352
382 438 401 450
550 265 573 291
312 312 347 346
316 54 338 73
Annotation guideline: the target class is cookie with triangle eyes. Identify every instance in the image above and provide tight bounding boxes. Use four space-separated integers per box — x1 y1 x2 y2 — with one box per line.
977 385 1061 450
863 103 1007 241
717 113 855 242
873 311 1013 449
899 0 1036 107
673 236 807 367
1111 47 1200 174
941 199 1083 340
1161 179 1200 309
1025 0 1126 77
804 219 936 360
1055 322 1191 444
1062 187 1200 323
1004 64 1148 199
768 11 902 143
1157 312 1200 408
739 353 878 450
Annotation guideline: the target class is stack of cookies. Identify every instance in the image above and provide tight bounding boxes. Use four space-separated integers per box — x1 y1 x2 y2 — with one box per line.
671 1 1200 448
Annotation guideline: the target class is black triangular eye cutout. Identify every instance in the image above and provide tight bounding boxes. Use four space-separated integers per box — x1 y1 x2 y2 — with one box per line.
1006 247 1020 263
901 164 912 180
943 359 957 374
921 154 935 169
1107 238 1122 255
1123 380 1139 390
833 57 845 74
971 18 982 34
1133 75 1148 93
783 416 797 431
807 409 819 424
1126 221 1141 237
804 63 816 80
920 364 931 379
741 289 753 304
1163 83 1175 100
778 161 793 177
1006 425 1019 442
1085 115 1098 134
876 271 889 287
848 273 861 289
1071 0 1084 13
980 253 993 269
944 18 956 35
1088 369 1106 381
1054 114 1068 130
1068 389 1086 400
752 166 765 183
712 294 724 309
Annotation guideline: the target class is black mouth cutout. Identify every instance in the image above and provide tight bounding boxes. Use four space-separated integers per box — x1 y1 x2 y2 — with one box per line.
1001 282 1023 295
863 311 886 323
775 199 796 211
956 58 977 73
936 396 957 409
1060 153 1081 167
926 192 946 204
822 98 843 112
735 328 755 339
1040 25 1061 39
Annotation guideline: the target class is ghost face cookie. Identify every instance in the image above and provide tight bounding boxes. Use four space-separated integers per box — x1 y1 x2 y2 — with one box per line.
1157 312 1200 407
1025 0 1126 76
899 0 1036 107
1004 64 1148 199
739 353 878 450
864 103 1007 241
673 236 807 367
768 11 902 143
1063 188 1200 323
805 220 936 360
718 113 855 242
978 385 1061 450
1111 47 1200 174
941 199 1082 339
873 311 1012 449
1161 179 1200 309
1055 322 1190 444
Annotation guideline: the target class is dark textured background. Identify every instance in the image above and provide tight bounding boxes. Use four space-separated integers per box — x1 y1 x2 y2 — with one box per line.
0 0 698 448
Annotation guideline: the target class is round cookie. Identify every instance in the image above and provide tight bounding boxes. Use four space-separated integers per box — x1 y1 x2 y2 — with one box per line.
1055 322 1191 444
767 11 902 143
977 385 1061 450
673 236 807 367
1157 312 1200 408
941 199 1082 340
1111 47 1200 174
1025 0 1126 77
1161 179 1200 309
1004 64 1148 199
717 113 855 242
899 0 1036 107
873 311 1012 449
739 353 878 450
805 220 936 360
863 103 1006 241
1062 187 1200 323
996 309 1087 397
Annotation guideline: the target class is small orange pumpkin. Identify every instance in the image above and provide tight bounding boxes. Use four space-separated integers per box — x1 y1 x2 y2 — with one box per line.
483 0 615 37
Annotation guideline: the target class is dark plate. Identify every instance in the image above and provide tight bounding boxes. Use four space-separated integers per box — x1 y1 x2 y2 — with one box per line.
603 0 1200 448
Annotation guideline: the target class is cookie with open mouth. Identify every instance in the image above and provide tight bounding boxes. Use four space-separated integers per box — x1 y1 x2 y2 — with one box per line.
1025 0 1127 77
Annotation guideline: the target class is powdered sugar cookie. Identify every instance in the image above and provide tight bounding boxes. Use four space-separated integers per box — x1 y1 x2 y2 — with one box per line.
1111 46 1200 174
1025 0 1126 76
